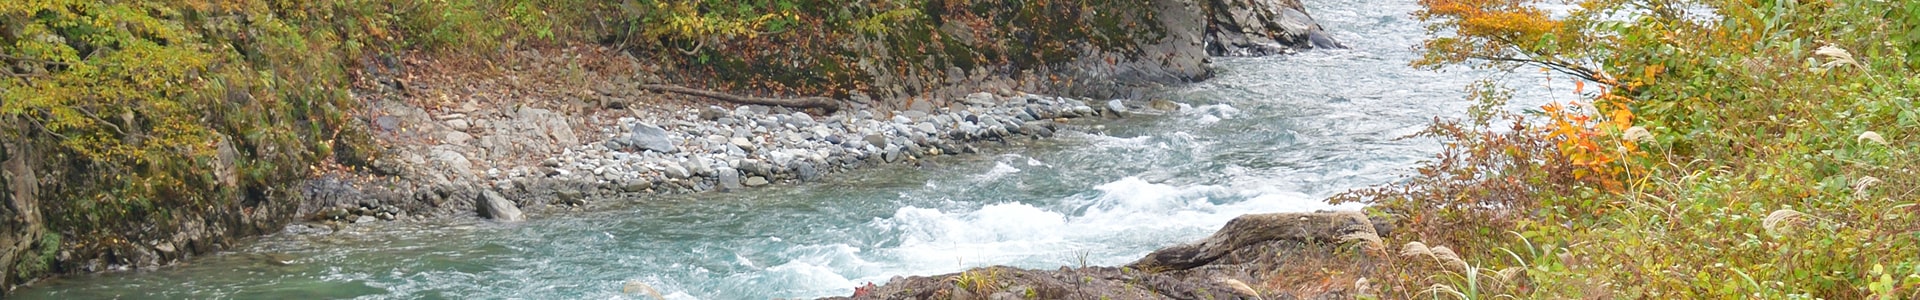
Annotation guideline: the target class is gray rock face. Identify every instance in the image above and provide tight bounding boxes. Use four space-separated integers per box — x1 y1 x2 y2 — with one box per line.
619 123 677 153
479 190 525 222
1201 0 1343 56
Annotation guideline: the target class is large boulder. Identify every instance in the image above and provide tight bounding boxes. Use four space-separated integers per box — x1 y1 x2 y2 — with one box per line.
614 123 677 153
1129 211 1376 271
824 211 1383 300
1201 0 1345 56
479 190 525 222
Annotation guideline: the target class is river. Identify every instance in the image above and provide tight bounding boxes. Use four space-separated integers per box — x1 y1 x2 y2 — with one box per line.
12 0 1571 298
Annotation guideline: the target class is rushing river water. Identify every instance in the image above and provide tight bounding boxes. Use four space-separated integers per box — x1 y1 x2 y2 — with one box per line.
15 0 1576 298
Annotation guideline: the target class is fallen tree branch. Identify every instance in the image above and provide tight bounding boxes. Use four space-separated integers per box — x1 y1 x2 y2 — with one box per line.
640 84 841 112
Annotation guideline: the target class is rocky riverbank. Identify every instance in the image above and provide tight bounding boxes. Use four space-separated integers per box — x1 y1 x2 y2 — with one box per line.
819 211 1389 299
293 67 1150 231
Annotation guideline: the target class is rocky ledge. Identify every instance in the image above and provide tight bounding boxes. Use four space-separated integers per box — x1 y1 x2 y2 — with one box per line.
821 211 1390 300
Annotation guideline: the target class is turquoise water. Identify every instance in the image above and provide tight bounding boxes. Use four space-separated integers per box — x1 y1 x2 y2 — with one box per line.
13 0 1573 298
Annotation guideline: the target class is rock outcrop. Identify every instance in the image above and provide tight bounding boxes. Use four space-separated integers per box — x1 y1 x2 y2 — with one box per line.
1202 0 1345 56
824 211 1384 300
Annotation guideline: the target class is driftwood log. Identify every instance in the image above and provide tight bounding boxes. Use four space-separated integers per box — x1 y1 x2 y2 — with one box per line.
640 84 841 112
1128 211 1379 271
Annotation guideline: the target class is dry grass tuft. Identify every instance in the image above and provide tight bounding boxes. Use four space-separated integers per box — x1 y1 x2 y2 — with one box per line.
1762 209 1809 236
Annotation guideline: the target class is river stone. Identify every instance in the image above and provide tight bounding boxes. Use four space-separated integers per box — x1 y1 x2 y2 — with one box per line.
621 123 676 153
354 215 376 224
622 180 653 192
1071 105 1096 116
1149 99 1181 111
445 119 471 131
787 112 814 127
863 134 888 148
661 164 691 179
729 137 755 152
964 92 996 106
795 163 820 180
688 158 714 176
716 167 742 191
479 190 525 222
1024 123 1054 138
698 106 729 121
900 110 929 121
739 160 772 177
882 146 901 162
1106 100 1130 117
745 176 769 187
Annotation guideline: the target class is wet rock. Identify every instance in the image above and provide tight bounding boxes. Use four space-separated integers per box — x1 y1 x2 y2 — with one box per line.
354 215 376 224
1105 100 1130 118
745 176 770 187
1131 211 1375 271
1149 98 1181 111
479 190 525 222
794 163 820 180
623 280 666 300
621 180 654 192
739 160 773 177
716 167 743 191
1203 0 1344 56
824 211 1381 300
